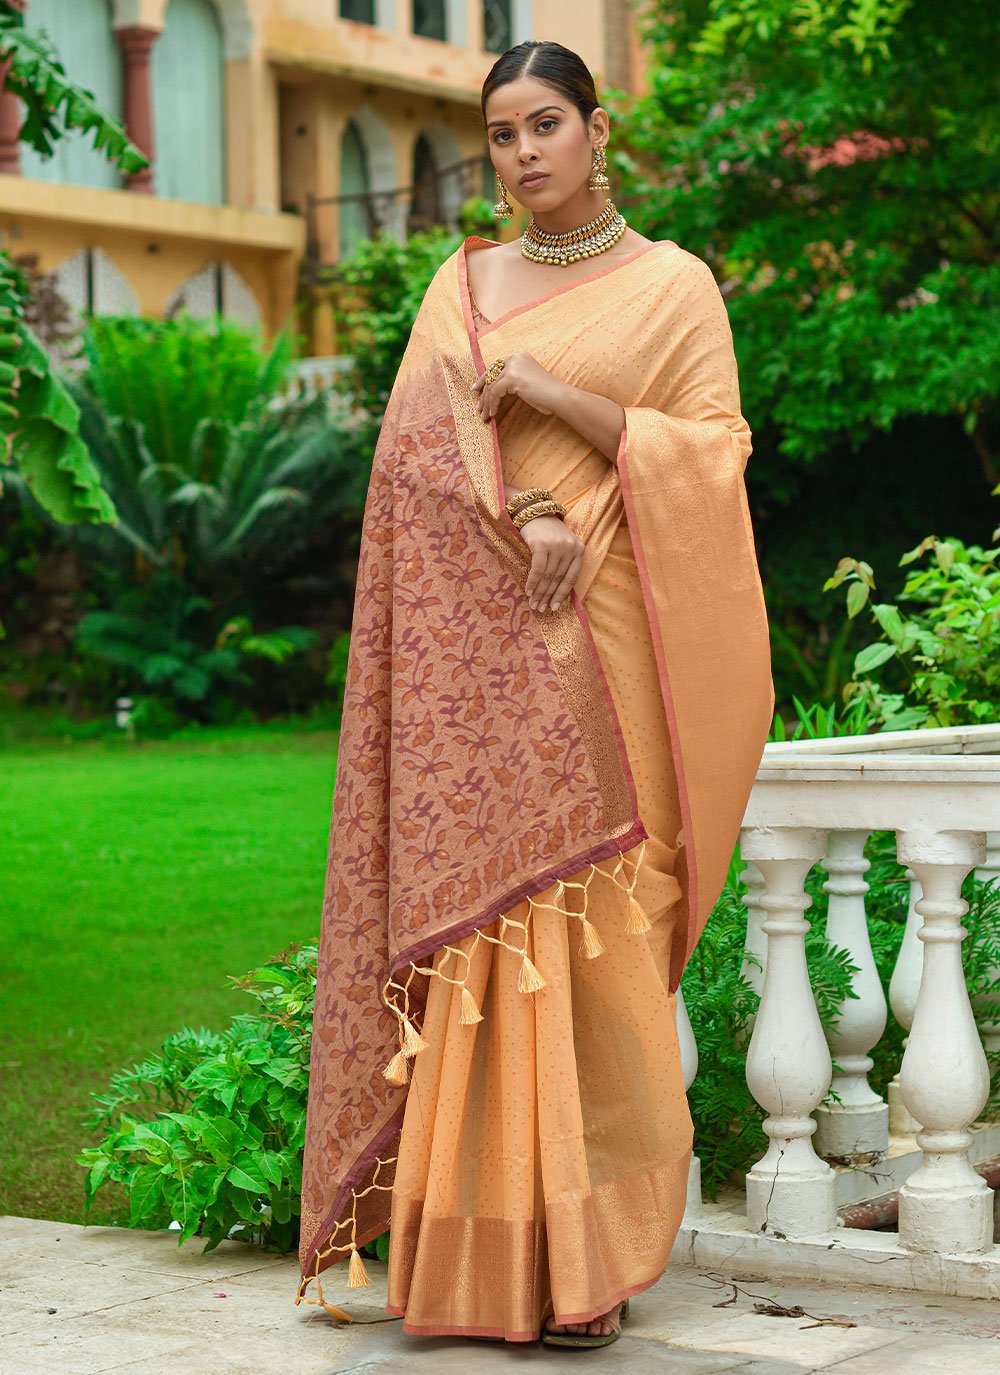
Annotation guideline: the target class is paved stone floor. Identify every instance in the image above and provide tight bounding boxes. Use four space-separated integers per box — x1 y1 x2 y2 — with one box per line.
2 1215 999 1374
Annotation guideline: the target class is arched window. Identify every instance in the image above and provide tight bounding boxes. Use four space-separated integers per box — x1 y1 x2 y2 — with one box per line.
338 119 371 260
20 0 122 190
340 0 375 21
151 0 225 204
412 0 446 40
408 133 439 233
482 0 512 53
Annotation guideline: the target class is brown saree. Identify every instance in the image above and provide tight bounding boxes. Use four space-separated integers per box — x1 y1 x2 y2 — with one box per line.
295 236 773 1337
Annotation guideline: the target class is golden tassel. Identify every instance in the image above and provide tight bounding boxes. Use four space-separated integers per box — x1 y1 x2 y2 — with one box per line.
401 1017 428 1056
347 1245 370 1288
459 985 484 1024
382 1048 410 1085
315 1272 353 1323
625 892 653 935
579 916 606 959
518 952 547 993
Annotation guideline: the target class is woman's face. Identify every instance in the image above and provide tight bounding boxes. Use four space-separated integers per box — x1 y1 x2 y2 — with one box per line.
483 76 603 209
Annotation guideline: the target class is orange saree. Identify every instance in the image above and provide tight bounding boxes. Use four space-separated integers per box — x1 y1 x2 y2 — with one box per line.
296 236 773 1339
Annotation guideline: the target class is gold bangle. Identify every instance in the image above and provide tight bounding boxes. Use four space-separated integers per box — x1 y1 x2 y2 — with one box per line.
483 357 505 386
512 499 566 529
505 486 553 518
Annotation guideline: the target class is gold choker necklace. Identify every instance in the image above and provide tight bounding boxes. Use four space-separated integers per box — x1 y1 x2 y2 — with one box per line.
521 200 628 266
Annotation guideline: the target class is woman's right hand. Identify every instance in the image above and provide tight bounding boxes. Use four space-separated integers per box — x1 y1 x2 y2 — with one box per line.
518 516 585 613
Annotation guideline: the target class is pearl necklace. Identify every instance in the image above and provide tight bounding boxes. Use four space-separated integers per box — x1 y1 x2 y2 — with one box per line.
520 200 628 267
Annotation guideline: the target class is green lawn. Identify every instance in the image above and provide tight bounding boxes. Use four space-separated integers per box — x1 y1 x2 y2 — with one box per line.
0 724 338 1226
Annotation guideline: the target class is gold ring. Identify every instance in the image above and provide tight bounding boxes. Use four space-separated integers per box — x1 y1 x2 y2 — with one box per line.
484 358 505 386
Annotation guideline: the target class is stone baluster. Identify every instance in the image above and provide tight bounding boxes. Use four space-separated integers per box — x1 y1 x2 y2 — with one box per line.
675 985 703 1219
888 866 924 1135
742 827 837 1237
740 858 767 1004
972 831 1000 1056
813 829 889 1158
896 828 992 1254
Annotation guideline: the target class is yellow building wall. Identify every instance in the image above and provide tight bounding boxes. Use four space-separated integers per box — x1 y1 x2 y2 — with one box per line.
3 0 637 350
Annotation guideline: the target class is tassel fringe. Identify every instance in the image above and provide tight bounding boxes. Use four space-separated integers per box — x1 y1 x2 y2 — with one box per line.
401 1017 428 1057
316 1271 353 1323
460 985 484 1024
626 892 653 935
382 1048 410 1085
579 915 605 958
518 951 547 993
347 1245 370 1288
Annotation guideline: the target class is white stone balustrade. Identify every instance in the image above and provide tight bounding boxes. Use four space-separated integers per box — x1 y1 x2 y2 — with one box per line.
813 829 889 1158
676 723 1000 1298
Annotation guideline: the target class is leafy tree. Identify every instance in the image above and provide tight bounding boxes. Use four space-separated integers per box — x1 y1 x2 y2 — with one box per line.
0 1 145 525
611 1 998 490
825 528 1000 727
327 224 465 421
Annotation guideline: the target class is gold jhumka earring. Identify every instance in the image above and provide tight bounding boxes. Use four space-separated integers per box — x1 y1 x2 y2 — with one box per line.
588 143 611 193
493 172 514 220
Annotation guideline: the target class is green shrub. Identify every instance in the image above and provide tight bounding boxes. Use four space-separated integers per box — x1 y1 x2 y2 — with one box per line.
826 532 1000 728
74 575 319 713
77 943 316 1252
6 314 371 719
328 225 464 419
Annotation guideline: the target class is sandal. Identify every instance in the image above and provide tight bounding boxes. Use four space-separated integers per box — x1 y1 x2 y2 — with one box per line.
541 1297 629 1348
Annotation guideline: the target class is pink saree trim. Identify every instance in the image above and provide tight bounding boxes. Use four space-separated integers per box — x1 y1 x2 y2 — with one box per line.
457 237 515 535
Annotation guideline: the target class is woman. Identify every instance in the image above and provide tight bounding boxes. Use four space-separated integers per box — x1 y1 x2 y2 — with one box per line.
296 40 773 1349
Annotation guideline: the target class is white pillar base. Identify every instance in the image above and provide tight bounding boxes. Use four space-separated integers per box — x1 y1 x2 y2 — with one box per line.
814 1100 889 1158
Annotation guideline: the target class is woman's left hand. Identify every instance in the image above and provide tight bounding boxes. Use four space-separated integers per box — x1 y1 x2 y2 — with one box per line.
473 351 561 420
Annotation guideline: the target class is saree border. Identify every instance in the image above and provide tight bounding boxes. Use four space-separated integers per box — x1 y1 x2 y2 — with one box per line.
393 816 647 975
614 416 698 987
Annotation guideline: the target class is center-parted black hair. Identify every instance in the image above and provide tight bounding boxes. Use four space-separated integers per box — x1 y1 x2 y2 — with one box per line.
480 41 600 130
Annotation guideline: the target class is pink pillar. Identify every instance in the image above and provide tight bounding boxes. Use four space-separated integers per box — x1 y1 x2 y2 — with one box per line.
0 58 20 175
0 0 25 174
115 25 158 193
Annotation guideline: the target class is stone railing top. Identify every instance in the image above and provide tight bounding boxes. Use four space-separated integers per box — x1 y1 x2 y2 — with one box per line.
745 724 1000 827
765 722 1000 757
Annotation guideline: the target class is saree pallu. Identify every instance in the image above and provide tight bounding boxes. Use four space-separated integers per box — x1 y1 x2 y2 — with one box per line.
296 236 774 1336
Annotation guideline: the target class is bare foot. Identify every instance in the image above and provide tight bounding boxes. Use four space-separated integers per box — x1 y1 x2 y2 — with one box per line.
544 1301 624 1338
